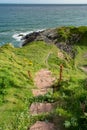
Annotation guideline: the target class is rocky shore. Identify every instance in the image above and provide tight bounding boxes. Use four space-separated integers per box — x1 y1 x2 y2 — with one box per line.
22 27 82 58
22 28 58 46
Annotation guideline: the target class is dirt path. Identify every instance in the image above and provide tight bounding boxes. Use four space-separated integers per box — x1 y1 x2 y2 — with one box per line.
29 69 66 130
32 69 55 96
80 66 87 72
45 52 53 67
29 69 56 130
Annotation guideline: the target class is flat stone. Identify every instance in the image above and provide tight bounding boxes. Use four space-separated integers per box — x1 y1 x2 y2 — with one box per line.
30 121 55 130
30 103 53 115
34 69 55 89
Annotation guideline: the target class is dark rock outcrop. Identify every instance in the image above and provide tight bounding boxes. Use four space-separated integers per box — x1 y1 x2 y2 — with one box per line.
22 28 58 46
22 27 83 58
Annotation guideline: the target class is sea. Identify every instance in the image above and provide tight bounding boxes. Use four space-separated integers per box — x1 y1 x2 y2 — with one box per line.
0 4 87 47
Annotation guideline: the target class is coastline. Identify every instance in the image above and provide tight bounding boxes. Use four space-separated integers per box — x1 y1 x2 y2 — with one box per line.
0 4 87 47
20 26 87 58
0 26 87 129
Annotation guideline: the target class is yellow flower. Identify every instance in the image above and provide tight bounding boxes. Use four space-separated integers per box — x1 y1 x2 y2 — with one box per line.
29 61 33 65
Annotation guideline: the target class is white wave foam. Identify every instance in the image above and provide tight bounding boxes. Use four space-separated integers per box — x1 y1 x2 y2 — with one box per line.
12 31 32 41
12 29 45 42
36 29 45 32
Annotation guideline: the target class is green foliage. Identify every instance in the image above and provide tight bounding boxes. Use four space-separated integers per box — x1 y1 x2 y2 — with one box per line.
54 78 87 130
57 26 87 46
48 53 68 68
57 27 71 42
0 41 65 129
28 92 55 105
1 26 87 129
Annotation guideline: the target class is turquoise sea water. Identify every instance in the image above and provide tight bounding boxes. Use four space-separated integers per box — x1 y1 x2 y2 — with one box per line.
0 4 87 46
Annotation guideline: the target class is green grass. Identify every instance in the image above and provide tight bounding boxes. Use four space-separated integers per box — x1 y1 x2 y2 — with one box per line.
0 41 68 129
0 26 87 129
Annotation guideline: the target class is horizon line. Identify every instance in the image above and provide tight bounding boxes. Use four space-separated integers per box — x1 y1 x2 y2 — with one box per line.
0 3 87 4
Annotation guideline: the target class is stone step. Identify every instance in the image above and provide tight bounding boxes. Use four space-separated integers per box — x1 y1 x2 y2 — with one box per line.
29 121 55 130
30 103 53 115
34 69 55 89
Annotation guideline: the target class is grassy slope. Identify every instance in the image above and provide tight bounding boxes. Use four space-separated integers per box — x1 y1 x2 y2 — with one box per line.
0 41 69 129
0 26 87 129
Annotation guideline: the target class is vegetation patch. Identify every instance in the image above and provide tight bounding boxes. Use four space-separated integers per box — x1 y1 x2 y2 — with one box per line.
0 26 87 129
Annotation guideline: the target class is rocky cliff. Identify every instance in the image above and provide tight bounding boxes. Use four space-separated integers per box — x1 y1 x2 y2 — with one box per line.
22 26 87 58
